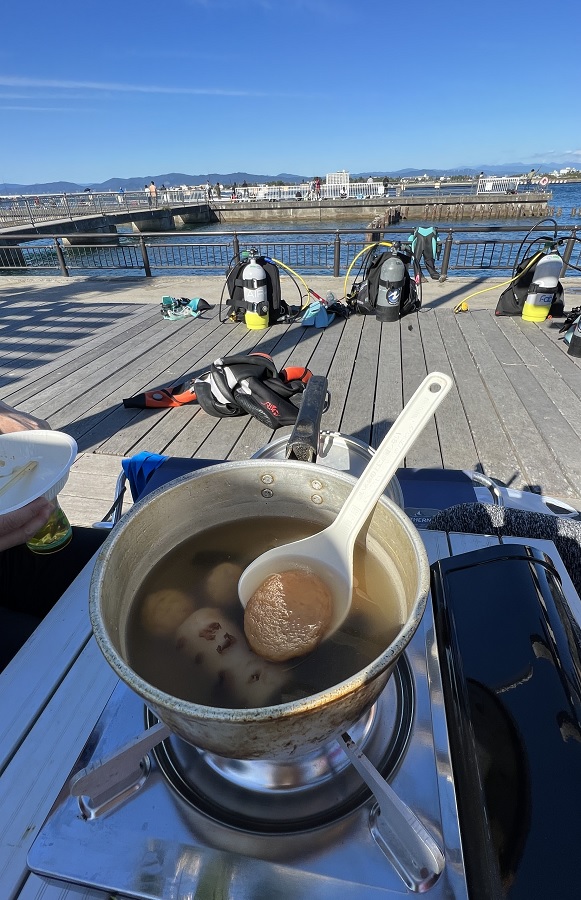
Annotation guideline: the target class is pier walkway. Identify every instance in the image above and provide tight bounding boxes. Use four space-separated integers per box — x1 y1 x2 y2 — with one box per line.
1 274 580 526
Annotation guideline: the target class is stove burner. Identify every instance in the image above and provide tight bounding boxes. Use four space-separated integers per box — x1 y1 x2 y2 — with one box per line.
147 654 414 832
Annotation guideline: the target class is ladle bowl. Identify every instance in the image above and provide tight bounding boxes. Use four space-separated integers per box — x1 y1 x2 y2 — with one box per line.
238 372 453 636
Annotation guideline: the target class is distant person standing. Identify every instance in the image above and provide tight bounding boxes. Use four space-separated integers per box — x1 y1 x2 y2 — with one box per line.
117 187 125 205
148 181 158 208
314 176 321 200
145 184 152 207
215 182 221 199
382 176 389 195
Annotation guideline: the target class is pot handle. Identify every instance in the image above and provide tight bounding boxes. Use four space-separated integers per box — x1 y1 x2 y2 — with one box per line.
285 375 329 463
338 732 444 891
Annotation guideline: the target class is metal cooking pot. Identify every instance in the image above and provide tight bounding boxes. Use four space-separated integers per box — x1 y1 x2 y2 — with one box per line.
89 460 430 760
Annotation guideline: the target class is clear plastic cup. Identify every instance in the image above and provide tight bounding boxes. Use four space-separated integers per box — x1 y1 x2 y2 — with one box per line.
26 499 72 554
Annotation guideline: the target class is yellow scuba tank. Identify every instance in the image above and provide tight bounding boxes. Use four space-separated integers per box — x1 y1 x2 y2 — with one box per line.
522 251 562 322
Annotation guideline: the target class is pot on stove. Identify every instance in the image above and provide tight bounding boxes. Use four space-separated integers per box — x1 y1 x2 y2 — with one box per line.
89 460 430 760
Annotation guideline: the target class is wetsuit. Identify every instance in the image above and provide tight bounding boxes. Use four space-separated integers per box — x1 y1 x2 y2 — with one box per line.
410 226 439 279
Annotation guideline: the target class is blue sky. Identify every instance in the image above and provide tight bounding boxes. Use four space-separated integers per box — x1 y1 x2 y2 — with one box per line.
1 0 579 185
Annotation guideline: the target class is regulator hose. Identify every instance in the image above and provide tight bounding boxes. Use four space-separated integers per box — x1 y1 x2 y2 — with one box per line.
343 241 393 300
267 257 310 311
218 254 240 323
455 218 562 309
458 250 545 308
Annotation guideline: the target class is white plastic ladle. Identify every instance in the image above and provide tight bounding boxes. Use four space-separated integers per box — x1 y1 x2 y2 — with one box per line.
238 371 453 635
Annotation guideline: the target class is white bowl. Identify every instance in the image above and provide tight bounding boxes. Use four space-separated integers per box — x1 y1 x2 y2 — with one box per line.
0 430 77 514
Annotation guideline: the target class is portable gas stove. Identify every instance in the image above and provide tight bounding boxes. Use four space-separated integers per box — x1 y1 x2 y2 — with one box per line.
27 541 581 899
27 590 467 899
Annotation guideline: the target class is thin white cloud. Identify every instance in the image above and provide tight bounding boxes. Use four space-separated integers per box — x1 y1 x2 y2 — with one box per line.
0 92 96 100
530 149 581 160
185 0 336 9
0 75 289 98
0 105 94 112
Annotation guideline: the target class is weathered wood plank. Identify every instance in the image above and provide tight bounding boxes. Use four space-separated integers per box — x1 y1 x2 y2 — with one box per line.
514 315 581 385
322 314 365 434
435 309 524 487
468 311 579 497
538 315 581 369
56 314 239 453
417 311 479 471
95 319 252 456
2 288 581 534
495 315 581 440
339 315 381 446
400 313 441 468
456 310 561 494
371 319 403 449
23 312 216 422
3 306 160 405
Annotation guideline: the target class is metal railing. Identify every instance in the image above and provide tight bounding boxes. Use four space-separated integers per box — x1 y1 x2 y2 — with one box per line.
476 176 521 194
0 189 208 228
1 225 579 279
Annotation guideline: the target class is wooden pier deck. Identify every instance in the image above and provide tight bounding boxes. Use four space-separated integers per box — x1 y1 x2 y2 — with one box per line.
1 275 580 525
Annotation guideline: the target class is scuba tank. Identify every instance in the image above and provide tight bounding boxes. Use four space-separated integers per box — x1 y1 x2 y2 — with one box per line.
242 250 269 329
521 249 563 322
376 253 406 322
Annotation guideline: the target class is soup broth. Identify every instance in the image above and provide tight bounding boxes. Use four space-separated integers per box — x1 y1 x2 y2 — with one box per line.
126 515 405 709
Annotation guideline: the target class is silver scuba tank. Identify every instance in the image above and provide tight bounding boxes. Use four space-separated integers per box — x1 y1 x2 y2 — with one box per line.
376 255 405 322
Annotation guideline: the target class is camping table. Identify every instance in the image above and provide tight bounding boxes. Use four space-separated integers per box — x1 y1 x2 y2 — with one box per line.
1 465 580 899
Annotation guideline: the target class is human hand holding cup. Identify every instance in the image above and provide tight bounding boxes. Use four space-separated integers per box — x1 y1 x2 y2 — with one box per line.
0 430 76 553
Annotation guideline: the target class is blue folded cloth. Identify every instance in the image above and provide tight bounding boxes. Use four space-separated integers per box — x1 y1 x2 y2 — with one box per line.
121 451 168 500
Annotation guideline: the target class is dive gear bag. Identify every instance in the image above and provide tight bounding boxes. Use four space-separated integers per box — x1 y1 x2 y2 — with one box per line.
495 251 565 318
123 352 316 429
348 248 421 319
225 256 284 325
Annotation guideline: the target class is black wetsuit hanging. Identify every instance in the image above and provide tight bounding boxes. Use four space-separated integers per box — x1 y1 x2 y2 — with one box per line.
410 227 440 280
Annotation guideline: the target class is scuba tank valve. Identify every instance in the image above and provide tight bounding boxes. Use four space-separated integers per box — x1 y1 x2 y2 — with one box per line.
242 249 269 329
376 252 405 322
522 246 563 322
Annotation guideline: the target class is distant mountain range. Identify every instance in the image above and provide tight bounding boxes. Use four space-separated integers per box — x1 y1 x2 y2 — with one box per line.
1 163 576 195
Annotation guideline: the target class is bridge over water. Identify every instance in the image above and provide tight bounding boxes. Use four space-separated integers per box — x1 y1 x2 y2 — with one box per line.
0 190 212 237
